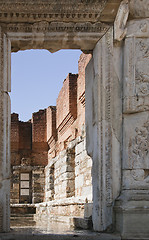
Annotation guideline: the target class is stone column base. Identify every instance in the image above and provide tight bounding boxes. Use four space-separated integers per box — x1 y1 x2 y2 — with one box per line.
114 191 149 239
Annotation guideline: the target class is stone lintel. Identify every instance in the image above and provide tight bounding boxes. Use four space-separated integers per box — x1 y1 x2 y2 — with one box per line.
1 22 110 52
0 0 121 24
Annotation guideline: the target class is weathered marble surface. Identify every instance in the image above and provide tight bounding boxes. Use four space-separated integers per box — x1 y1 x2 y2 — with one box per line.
45 136 92 202
123 19 149 113
129 0 149 19
86 27 122 231
0 0 121 24
0 0 121 53
115 15 149 238
0 27 11 232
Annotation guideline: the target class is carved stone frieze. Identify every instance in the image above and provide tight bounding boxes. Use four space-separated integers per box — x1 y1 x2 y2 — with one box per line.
0 0 107 23
135 39 149 97
127 19 149 38
2 21 110 52
123 30 149 113
123 169 149 190
130 120 149 168
0 0 122 24
123 111 149 169
129 0 149 19
0 0 122 52
4 22 109 34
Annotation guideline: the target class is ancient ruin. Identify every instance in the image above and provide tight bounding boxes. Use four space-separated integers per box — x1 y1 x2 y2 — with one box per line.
10 53 93 228
0 0 149 239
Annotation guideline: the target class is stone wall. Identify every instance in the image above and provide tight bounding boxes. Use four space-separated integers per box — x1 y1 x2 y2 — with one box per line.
11 53 93 225
10 110 48 204
75 137 92 200
11 166 45 204
56 73 78 149
45 53 92 202
37 53 93 224
45 135 92 203
11 53 92 218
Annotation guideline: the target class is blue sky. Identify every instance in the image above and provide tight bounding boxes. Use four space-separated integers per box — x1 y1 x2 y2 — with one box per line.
10 49 82 121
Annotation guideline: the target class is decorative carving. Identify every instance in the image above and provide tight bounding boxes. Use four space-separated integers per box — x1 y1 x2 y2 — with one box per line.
126 19 149 37
104 29 113 207
135 70 149 96
129 120 149 168
129 0 149 19
131 169 144 181
4 21 109 34
135 39 149 97
2 21 109 52
0 0 107 23
123 37 149 113
114 0 129 41
124 95 149 113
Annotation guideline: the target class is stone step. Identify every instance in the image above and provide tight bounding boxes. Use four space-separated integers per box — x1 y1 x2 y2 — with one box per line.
73 217 93 230
0 233 121 240
10 214 36 223
11 214 34 217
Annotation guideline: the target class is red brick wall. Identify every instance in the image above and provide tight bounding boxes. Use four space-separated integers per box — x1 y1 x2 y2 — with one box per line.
32 110 47 143
56 73 78 129
19 122 32 150
32 109 48 166
77 53 92 136
11 113 19 152
11 54 92 165
11 113 20 165
32 110 48 165
56 73 78 147
11 110 48 167
47 54 92 154
47 106 57 142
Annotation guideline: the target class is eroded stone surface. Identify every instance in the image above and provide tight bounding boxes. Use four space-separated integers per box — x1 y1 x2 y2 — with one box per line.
123 20 149 113
129 0 149 19
86 27 122 231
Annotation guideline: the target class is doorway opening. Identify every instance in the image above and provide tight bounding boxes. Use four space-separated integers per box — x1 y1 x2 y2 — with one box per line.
10 49 93 234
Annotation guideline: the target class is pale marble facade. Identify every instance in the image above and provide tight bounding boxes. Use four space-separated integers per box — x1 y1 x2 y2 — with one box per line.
0 0 149 238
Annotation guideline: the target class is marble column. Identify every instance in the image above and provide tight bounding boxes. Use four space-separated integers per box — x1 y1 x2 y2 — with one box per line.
0 26 11 232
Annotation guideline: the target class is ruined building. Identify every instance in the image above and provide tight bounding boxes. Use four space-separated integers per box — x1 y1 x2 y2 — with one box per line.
10 53 93 224
0 0 149 238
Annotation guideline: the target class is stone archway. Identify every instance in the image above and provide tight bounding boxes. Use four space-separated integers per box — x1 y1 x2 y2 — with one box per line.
0 0 149 238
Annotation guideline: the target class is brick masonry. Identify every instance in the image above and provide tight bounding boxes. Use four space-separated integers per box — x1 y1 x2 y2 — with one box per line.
11 53 93 221
11 110 48 204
